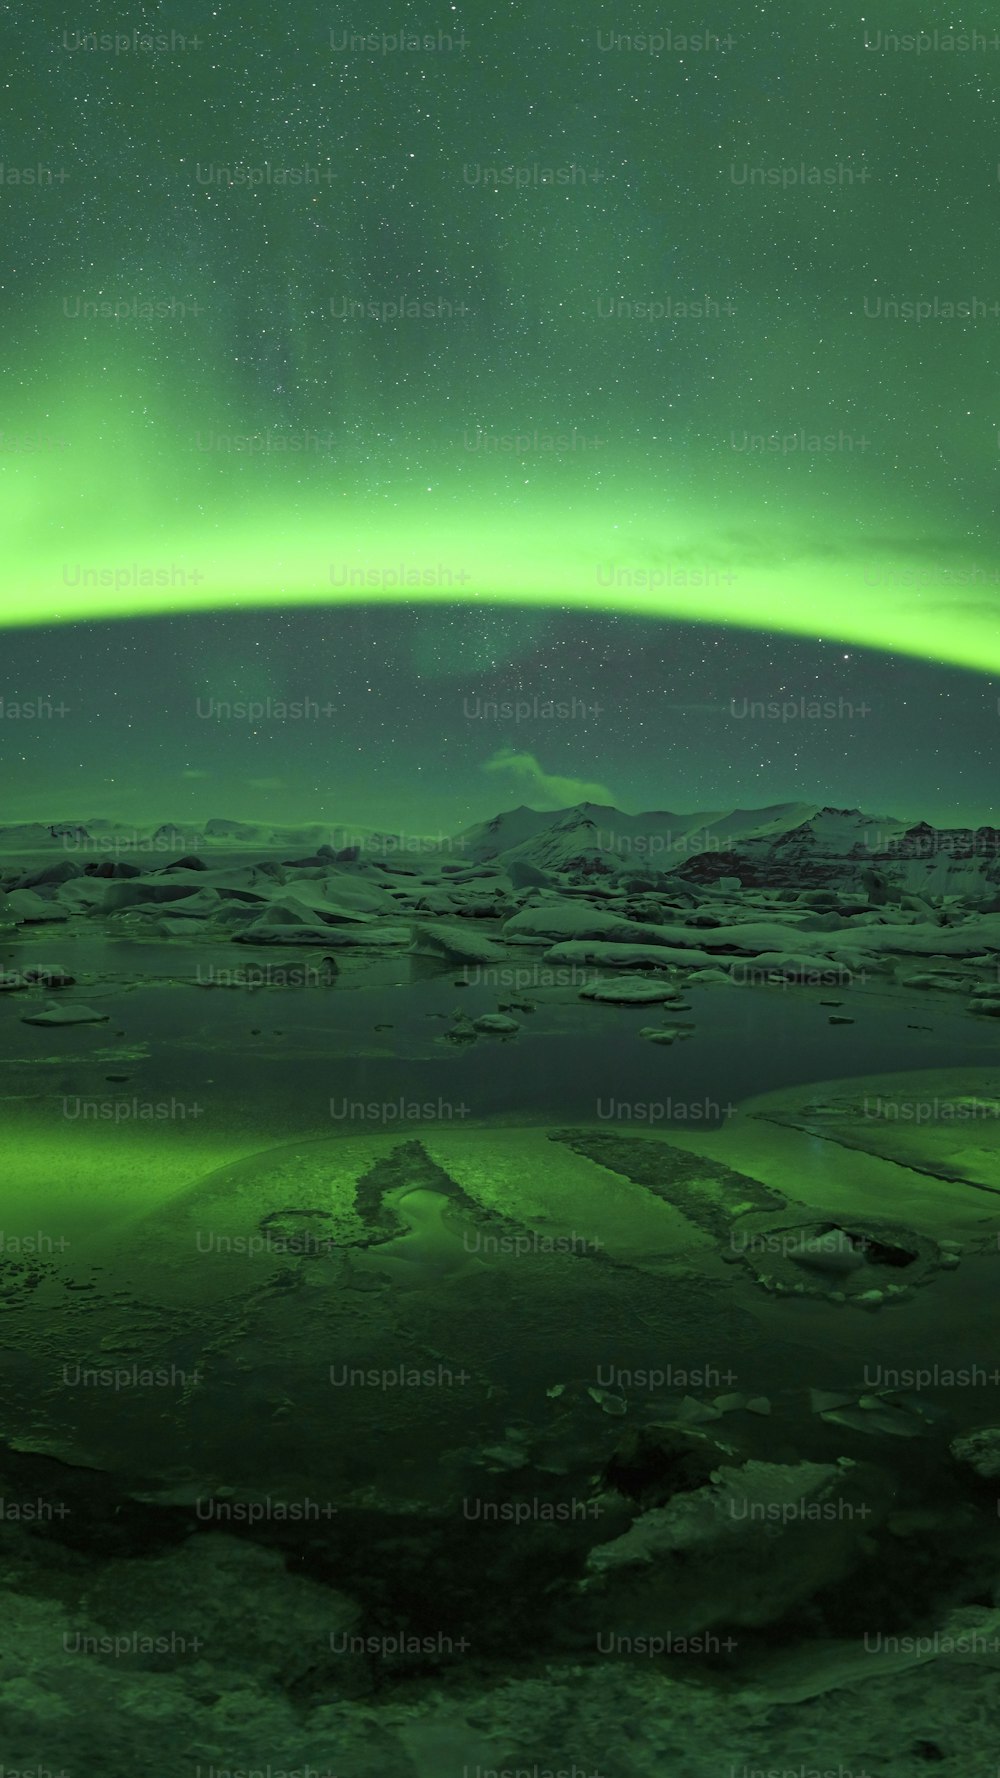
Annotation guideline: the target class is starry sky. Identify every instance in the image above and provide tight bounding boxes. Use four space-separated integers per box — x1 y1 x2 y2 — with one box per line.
2 3 999 830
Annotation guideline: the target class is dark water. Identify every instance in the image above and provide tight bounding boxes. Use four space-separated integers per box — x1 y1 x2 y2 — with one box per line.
2 930 995 1131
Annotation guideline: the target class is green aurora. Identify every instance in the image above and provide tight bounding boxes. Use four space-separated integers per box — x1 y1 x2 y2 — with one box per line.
4 378 999 670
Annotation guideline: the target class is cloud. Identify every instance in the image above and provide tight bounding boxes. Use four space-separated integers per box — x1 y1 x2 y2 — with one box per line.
481 746 614 810
245 776 285 793
180 769 210 780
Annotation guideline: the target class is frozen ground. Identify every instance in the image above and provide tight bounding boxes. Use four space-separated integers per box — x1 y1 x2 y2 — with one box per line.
0 807 998 1774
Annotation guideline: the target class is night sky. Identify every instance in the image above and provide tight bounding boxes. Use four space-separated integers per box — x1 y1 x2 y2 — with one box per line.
2 4 999 830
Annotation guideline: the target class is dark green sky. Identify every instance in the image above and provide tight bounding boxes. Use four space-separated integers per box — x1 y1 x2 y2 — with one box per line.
2 4 999 825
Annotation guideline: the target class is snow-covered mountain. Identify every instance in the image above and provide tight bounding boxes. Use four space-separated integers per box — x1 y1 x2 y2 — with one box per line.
450 800 886 874
3 804 997 896
676 808 1000 897
454 800 820 875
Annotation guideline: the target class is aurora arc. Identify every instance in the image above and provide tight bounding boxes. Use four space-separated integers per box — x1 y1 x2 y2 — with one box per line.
4 440 998 671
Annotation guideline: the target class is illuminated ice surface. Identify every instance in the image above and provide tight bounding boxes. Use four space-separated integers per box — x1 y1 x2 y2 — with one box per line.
3 1032 1000 1769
